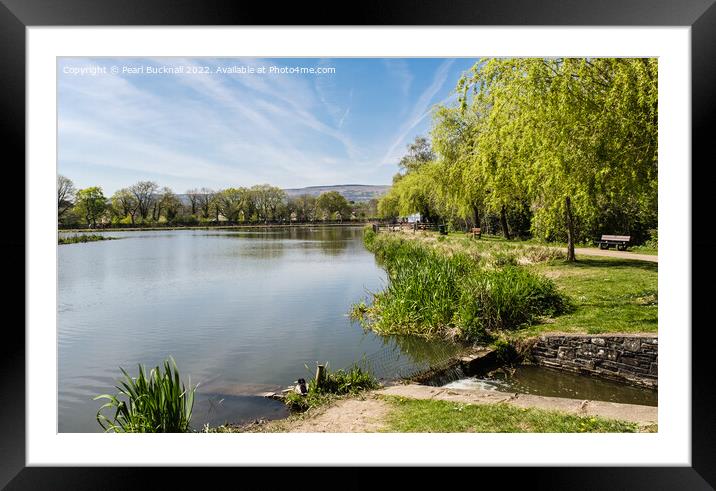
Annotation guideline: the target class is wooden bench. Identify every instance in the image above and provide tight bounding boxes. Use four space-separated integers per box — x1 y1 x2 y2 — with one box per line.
470 227 482 239
595 234 631 251
414 222 435 231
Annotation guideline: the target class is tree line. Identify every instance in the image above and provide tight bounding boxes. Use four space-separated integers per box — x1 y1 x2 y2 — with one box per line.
57 177 379 228
378 58 658 260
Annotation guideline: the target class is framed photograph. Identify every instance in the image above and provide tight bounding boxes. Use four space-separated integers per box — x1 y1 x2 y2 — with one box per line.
5 0 715 487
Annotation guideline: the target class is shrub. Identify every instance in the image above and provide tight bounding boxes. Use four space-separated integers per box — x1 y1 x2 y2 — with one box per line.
284 363 379 412
94 357 196 432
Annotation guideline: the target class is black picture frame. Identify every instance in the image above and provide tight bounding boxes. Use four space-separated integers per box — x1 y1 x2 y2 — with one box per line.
3 0 714 488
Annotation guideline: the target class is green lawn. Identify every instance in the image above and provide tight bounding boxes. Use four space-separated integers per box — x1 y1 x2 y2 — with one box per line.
527 256 657 334
381 396 646 433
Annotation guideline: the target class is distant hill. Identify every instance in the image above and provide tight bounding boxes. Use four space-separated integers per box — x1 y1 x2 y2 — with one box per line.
283 184 390 203
175 184 390 206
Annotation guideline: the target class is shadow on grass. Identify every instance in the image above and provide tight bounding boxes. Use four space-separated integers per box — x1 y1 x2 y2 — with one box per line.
558 257 658 273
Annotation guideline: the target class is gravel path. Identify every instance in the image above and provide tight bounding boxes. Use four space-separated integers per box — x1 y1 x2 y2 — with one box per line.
573 247 657 262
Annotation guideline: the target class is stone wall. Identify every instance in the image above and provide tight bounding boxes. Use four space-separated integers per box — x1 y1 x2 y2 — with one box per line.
530 333 657 388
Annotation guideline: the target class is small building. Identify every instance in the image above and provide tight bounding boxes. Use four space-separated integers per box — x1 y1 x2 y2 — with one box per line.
406 213 421 223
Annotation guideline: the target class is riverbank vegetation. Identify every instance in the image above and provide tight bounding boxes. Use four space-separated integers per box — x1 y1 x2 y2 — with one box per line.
355 227 570 341
58 234 116 245
378 58 658 261
360 229 658 337
381 396 645 433
58 176 380 229
94 357 196 433
283 363 379 412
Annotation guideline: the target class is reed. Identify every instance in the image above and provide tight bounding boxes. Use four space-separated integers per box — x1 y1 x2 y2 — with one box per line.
358 227 570 340
94 356 196 433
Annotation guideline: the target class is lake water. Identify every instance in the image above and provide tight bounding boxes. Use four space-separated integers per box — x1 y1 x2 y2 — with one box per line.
58 226 461 432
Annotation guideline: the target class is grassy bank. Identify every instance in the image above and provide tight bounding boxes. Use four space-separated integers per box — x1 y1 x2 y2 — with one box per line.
355 227 570 341
359 229 657 337
58 234 117 245
381 396 647 433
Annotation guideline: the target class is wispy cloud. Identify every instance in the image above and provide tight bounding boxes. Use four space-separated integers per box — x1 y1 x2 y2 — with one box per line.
380 59 455 166
58 57 469 193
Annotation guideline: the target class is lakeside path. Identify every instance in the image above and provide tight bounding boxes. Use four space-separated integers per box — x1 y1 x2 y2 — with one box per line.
572 247 658 263
281 384 657 433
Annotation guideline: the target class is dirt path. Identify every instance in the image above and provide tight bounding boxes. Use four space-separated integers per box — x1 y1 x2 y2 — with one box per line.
273 384 657 433
573 247 657 262
287 395 390 432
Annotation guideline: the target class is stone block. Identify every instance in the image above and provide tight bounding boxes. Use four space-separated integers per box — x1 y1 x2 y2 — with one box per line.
623 338 641 352
557 346 576 360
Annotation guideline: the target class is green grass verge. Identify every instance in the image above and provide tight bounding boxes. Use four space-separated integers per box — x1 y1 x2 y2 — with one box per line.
381 396 644 433
526 256 657 334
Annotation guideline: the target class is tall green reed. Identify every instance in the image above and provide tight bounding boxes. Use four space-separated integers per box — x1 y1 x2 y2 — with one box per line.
94 356 196 433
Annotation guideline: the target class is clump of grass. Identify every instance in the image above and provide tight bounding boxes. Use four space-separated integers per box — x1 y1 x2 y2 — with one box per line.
349 301 369 320
357 230 570 340
519 245 566 264
491 250 518 267
94 356 196 433
58 234 115 244
284 363 380 412
456 266 571 339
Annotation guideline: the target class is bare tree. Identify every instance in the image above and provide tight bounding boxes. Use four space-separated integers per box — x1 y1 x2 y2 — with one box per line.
57 175 76 218
398 135 435 174
129 181 158 221
186 189 200 216
197 187 215 219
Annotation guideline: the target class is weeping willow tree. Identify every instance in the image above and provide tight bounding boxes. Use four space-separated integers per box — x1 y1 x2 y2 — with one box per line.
378 58 657 260
439 57 657 260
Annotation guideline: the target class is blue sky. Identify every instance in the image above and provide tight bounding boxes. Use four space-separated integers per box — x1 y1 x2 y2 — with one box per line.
58 57 477 195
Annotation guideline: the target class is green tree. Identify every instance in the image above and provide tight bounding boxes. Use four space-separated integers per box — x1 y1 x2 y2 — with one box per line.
251 184 286 222
288 194 317 222
111 188 139 224
455 58 657 259
215 188 244 222
316 191 351 221
74 187 107 228
158 187 183 222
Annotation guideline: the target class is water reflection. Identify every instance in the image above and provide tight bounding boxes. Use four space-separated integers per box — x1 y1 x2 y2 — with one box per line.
58 226 450 432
